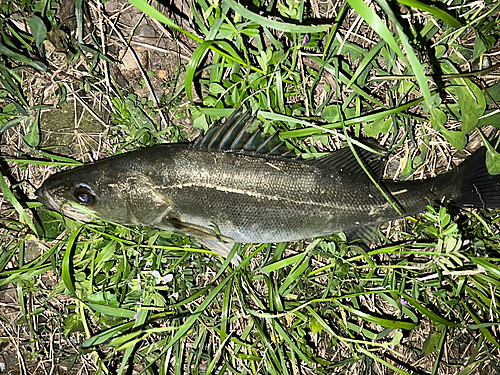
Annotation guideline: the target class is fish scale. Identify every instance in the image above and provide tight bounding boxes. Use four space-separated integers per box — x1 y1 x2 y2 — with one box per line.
36 107 500 262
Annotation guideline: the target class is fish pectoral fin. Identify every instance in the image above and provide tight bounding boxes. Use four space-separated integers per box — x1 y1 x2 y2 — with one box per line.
198 238 241 266
165 218 233 242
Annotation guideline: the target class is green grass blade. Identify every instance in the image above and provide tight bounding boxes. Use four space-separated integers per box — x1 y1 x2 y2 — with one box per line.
395 23 432 109
261 252 305 274
118 345 136 375
347 0 407 64
276 96 425 139
220 278 233 341
225 0 330 33
0 170 39 236
62 226 84 297
431 326 447 375
463 302 500 350
335 301 416 330
143 274 234 372
308 55 387 108
128 0 203 43
273 320 312 365
0 45 47 72
395 0 462 27
470 257 500 279
205 333 232 375
252 316 283 372
185 40 259 103
344 40 385 91
85 302 137 319
5 159 82 167
402 293 460 327
359 347 413 375
0 116 27 136
82 322 135 348
184 41 212 103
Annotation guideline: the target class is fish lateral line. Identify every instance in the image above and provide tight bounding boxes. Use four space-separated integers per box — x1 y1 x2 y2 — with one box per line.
165 181 357 210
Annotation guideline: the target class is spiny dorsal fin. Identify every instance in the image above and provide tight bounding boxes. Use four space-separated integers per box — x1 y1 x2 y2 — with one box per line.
192 106 295 157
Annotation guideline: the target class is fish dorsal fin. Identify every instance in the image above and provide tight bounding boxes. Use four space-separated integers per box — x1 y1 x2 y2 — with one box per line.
192 107 294 157
307 144 386 178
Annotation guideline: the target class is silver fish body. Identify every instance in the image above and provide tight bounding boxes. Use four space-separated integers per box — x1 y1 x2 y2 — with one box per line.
36 109 500 259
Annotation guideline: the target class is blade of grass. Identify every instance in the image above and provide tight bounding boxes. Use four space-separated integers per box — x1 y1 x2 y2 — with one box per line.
402 293 460 327
470 257 500 279
308 55 387 108
141 273 234 373
6 159 83 166
344 40 385 91
394 0 462 27
276 96 425 139
0 170 39 235
0 46 47 72
84 302 137 319
82 321 135 348
129 0 261 76
431 326 447 375
129 0 203 43
185 40 261 103
62 226 84 297
261 252 306 274
225 0 331 33
347 0 407 64
334 301 416 330
252 316 283 372
358 347 412 375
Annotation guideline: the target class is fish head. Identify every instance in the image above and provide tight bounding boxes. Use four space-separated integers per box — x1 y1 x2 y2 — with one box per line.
36 163 172 226
36 164 131 224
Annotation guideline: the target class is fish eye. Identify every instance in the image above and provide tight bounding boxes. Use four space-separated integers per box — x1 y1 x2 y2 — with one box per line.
73 185 96 205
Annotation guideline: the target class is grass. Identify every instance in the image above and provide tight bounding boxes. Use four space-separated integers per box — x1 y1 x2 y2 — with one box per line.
0 0 500 373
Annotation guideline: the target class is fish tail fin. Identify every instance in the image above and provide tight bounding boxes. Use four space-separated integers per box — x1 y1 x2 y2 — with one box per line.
454 147 500 209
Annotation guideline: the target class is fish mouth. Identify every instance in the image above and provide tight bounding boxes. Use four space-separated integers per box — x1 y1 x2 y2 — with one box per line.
36 186 94 222
35 186 61 212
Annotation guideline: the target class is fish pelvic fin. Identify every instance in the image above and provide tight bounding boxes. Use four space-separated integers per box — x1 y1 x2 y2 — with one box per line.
165 218 232 242
163 218 241 264
198 238 241 266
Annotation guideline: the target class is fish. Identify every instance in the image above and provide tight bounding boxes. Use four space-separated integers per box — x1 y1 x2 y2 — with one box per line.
36 107 500 263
